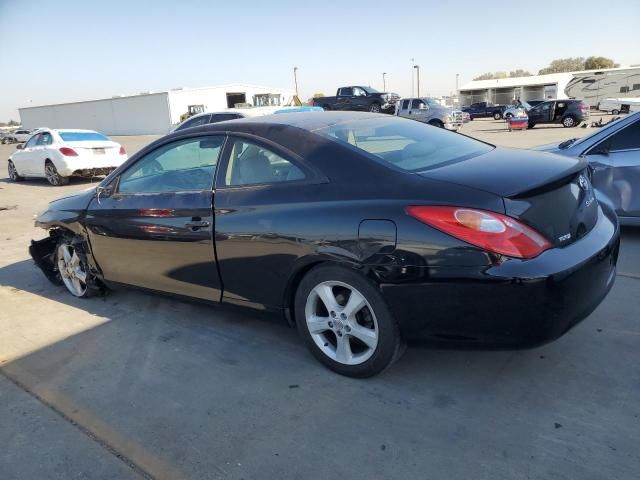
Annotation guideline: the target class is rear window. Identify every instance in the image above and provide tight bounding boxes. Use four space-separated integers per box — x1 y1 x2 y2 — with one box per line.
59 131 109 142
316 117 493 172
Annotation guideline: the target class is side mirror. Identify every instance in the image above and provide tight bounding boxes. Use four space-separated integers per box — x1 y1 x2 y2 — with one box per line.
15 143 24 150
96 180 116 199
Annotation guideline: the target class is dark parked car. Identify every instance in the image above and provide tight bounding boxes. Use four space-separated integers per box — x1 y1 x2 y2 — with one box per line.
535 111 640 225
30 112 619 377
172 111 246 132
462 102 506 120
527 99 590 128
313 86 400 113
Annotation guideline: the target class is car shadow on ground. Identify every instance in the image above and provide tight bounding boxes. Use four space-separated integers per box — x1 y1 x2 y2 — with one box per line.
0 177 103 189
1 255 639 479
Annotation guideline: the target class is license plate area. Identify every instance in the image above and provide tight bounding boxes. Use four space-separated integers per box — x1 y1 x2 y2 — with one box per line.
93 148 105 155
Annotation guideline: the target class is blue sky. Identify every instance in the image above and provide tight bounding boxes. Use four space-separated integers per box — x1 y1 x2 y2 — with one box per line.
1 0 639 121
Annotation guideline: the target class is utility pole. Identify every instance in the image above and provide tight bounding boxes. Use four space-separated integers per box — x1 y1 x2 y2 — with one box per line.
382 72 387 91
414 65 420 97
293 66 299 98
411 58 415 97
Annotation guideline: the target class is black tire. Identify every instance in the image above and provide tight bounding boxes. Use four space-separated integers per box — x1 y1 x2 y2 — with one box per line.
527 122 536 129
611 109 619 115
295 264 404 377
7 160 24 182
45 160 69 186
505 112 513 119
55 235 103 298
322 104 331 111
369 102 381 113
562 115 577 128
493 111 502 120
428 120 444 128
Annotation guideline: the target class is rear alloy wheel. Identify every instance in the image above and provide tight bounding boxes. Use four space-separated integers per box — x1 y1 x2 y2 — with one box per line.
45 160 69 186
493 112 502 120
562 116 577 128
295 265 403 377
369 103 381 113
8 160 24 181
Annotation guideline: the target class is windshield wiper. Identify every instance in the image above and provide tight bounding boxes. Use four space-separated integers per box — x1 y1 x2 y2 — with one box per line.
559 138 578 149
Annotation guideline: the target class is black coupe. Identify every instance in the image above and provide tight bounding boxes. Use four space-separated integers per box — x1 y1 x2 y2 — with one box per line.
30 112 620 377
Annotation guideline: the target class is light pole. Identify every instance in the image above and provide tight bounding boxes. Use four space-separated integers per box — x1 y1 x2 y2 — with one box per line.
293 66 299 98
382 72 387 91
414 65 420 97
410 58 415 97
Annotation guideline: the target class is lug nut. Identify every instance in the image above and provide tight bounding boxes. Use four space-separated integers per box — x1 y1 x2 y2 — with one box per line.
328 321 334 328
330 311 336 318
340 313 347 320
345 325 351 332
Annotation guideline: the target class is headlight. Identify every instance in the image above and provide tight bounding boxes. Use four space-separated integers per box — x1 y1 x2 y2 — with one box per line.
382 94 390 101
443 115 450 122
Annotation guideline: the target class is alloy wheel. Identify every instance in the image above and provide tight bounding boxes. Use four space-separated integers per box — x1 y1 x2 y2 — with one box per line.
563 116 575 127
304 281 379 365
369 104 381 113
8 161 18 181
45 163 60 185
57 244 88 297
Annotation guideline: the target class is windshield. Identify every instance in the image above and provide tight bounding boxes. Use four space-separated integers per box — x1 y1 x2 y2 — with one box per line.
316 117 493 172
362 86 380 94
421 98 440 106
59 131 109 142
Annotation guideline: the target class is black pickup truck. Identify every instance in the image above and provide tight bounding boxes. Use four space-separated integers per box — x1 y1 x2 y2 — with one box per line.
462 101 507 120
313 86 400 113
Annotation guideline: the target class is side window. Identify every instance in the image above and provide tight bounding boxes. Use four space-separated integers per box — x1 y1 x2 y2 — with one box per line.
211 114 241 123
411 99 425 109
224 139 305 186
118 136 224 194
609 121 640 152
353 87 366 96
25 134 40 147
178 114 211 130
339 87 353 96
37 132 52 145
401 99 410 110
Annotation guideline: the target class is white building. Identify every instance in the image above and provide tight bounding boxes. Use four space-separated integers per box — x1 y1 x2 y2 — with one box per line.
459 66 640 107
18 84 296 135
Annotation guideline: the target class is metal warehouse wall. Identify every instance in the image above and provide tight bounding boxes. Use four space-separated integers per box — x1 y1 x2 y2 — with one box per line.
19 93 172 136
167 85 296 125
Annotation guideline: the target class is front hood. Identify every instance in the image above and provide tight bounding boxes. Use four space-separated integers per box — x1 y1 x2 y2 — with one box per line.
417 147 587 197
48 186 96 210
531 142 562 153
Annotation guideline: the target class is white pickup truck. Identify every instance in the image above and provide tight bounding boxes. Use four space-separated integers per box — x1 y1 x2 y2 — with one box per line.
395 98 464 131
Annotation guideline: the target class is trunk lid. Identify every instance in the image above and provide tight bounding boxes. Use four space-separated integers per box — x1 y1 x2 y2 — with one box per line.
418 148 599 247
65 140 120 157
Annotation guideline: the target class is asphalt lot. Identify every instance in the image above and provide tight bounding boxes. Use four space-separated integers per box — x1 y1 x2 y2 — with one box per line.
1 117 639 480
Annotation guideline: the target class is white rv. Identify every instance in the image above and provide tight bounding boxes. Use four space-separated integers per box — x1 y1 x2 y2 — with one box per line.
598 97 640 115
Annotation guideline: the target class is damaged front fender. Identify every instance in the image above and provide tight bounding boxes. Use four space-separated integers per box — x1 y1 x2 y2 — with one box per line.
29 231 63 285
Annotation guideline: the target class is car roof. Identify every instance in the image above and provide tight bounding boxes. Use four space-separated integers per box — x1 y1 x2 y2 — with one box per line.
202 111 385 132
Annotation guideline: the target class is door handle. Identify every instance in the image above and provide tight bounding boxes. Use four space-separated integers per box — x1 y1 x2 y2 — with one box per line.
185 218 210 229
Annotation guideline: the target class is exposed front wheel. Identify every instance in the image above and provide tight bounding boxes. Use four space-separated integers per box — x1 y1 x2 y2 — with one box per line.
369 103 381 113
8 160 24 181
55 239 99 298
295 265 403 377
45 160 69 186
428 120 444 128
562 116 576 128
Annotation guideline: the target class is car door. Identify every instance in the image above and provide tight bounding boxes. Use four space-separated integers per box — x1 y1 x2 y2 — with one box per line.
351 87 368 111
35 131 54 174
16 133 41 175
397 99 411 118
587 118 640 218
335 87 353 111
409 98 428 122
212 135 319 309
528 102 552 124
83 135 225 301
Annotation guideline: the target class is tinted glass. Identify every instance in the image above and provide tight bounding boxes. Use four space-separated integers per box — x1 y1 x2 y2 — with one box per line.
339 88 353 96
25 134 39 147
224 139 305 186
37 132 52 145
59 131 109 141
317 117 493 172
177 114 211 131
363 86 380 94
411 99 425 109
401 100 410 109
210 114 241 123
119 136 223 193
610 120 640 151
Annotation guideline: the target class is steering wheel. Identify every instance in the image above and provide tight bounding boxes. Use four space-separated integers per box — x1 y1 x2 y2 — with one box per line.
141 159 164 176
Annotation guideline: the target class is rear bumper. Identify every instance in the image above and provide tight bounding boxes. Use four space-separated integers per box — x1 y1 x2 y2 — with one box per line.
57 155 127 176
380 204 620 348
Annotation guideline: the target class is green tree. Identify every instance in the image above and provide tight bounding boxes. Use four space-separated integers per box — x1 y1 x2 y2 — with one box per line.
584 56 619 70
509 69 533 77
473 71 508 80
8 120 19 126
539 57 586 74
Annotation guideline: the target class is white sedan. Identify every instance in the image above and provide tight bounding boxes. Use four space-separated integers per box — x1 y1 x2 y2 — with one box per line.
7 129 128 185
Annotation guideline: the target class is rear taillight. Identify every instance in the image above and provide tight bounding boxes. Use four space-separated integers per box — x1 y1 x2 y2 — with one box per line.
406 206 552 259
577 104 589 111
119 146 126 155
59 147 78 156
